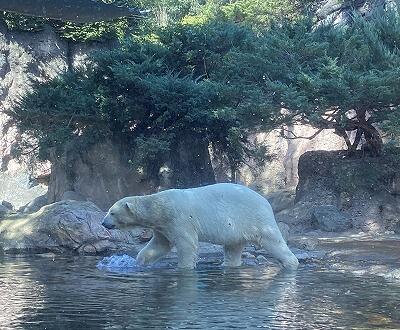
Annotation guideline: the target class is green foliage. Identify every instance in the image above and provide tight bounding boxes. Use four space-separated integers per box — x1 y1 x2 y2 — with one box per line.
219 0 297 26
9 21 276 177
7 0 400 183
261 9 400 155
54 19 131 41
8 71 106 160
0 12 47 31
0 0 140 41
0 0 309 41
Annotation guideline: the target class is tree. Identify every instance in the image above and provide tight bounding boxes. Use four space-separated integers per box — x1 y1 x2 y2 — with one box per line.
262 9 400 156
7 20 277 183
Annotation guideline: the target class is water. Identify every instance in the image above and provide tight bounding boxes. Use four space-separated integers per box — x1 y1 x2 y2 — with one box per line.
0 249 399 330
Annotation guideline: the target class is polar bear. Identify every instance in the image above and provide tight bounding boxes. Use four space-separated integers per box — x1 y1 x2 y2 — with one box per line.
102 183 299 270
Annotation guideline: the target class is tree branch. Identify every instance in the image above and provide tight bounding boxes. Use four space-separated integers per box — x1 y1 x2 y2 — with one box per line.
281 126 325 140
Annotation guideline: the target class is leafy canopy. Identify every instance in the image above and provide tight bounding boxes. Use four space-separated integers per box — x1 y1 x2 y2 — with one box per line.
261 9 400 155
9 20 277 177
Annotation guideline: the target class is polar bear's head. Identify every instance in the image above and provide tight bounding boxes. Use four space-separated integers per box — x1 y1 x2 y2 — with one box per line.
102 197 147 230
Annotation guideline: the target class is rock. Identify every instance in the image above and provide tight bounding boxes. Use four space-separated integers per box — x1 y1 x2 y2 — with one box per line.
316 0 395 25
1 200 14 210
275 201 316 233
47 141 155 211
291 248 326 262
266 190 295 214
277 222 290 242
0 200 143 254
256 255 268 263
61 190 87 202
0 204 10 218
23 194 48 214
312 205 351 232
295 150 400 233
242 251 256 259
228 126 347 197
290 236 319 251
48 134 215 211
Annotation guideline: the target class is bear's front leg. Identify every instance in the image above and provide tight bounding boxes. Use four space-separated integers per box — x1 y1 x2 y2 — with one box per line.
136 231 172 266
223 243 244 267
175 235 199 269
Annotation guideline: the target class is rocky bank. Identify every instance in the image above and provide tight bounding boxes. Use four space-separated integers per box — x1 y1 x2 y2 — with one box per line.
0 200 143 254
274 150 400 235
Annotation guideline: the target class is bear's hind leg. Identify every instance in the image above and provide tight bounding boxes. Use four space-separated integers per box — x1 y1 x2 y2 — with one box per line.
223 243 244 267
136 231 172 266
175 236 199 269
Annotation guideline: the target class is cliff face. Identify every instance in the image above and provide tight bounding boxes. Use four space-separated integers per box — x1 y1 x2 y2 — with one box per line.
0 23 117 207
276 150 400 234
47 138 215 210
235 126 347 195
0 24 64 207
316 0 397 25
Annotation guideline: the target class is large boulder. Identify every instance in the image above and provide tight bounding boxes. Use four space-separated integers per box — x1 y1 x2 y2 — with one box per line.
312 205 351 232
291 150 400 233
228 126 346 196
0 200 143 254
22 194 49 214
266 190 296 214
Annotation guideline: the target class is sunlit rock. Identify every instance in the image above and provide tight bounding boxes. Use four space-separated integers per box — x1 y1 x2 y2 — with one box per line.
0 200 143 254
312 205 351 232
21 193 48 214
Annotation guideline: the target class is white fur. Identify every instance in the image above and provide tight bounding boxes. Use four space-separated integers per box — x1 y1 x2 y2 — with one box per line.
103 183 299 270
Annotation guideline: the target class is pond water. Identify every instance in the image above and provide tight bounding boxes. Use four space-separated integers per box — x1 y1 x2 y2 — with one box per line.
0 247 399 330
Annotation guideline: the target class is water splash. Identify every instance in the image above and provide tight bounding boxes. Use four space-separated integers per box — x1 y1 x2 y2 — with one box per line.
97 254 174 272
97 254 141 272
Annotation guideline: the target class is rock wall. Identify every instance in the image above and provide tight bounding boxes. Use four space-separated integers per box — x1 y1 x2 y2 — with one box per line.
0 23 116 208
276 150 400 234
47 140 156 210
47 136 215 210
236 126 347 195
316 0 397 25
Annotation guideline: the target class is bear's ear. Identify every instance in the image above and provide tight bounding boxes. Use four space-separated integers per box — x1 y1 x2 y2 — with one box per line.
125 198 150 219
125 202 135 214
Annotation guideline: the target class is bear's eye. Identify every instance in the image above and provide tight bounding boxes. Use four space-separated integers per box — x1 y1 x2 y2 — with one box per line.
110 212 115 216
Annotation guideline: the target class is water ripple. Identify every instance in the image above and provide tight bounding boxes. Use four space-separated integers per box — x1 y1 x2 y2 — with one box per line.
0 254 399 329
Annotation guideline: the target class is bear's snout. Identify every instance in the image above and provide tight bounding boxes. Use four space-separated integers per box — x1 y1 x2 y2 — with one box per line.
102 215 116 229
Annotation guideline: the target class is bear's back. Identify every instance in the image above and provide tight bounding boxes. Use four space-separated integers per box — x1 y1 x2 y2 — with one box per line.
156 183 278 245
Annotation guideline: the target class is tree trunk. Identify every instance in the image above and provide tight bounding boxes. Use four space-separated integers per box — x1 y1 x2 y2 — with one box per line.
363 123 383 156
169 133 215 188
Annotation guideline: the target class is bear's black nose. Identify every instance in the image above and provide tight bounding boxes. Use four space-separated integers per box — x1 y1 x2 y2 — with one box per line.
102 216 116 229
103 222 116 229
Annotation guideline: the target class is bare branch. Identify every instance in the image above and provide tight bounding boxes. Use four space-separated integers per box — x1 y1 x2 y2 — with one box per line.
281 126 325 140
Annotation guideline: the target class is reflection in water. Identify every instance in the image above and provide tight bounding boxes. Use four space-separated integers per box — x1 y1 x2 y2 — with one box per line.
0 255 399 329
0 257 46 328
